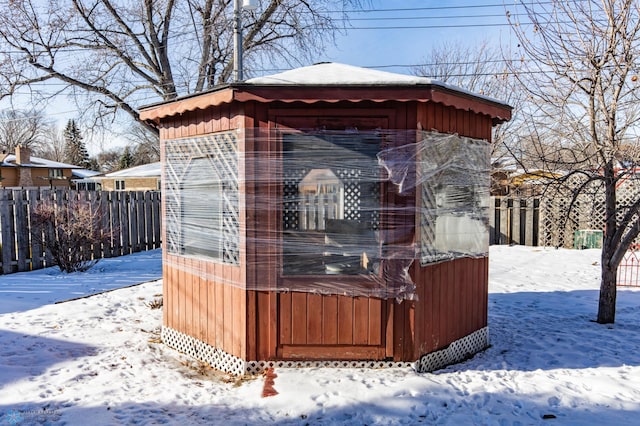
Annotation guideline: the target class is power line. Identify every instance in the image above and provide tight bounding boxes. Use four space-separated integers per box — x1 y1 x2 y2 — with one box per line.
324 1 557 14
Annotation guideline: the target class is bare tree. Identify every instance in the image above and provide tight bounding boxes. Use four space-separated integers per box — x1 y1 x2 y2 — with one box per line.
95 148 123 173
127 122 160 165
0 0 362 134
38 126 67 162
0 109 51 154
508 0 640 323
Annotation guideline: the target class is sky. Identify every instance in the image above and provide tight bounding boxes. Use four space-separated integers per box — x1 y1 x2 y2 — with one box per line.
0 0 518 156
320 0 515 74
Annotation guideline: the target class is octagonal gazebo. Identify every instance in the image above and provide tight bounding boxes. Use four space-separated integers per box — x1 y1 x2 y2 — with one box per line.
140 63 511 375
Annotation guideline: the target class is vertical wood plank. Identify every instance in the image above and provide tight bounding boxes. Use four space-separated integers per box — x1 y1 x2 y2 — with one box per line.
353 297 369 345
136 191 146 252
233 284 245 358
215 265 224 348
337 296 353 345
525 199 535 247
190 260 201 341
306 293 323 345
291 292 307 345
28 189 43 270
129 191 139 252
14 190 29 272
163 258 171 328
446 261 456 346
206 261 216 346
121 191 131 254
368 298 382 346
278 292 292 345
322 295 338 345
431 262 442 350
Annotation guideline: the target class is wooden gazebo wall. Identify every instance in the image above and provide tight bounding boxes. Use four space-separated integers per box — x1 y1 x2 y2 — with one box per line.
158 98 494 363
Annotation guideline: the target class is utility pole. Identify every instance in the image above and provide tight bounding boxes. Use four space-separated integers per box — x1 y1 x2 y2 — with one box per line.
233 0 258 82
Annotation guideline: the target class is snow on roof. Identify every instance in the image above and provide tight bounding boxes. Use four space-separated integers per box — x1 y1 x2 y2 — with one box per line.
1 154 81 169
246 62 435 86
72 169 102 179
102 162 161 178
245 62 509 106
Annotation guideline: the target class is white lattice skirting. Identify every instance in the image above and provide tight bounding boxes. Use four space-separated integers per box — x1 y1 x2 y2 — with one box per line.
161 326 489 376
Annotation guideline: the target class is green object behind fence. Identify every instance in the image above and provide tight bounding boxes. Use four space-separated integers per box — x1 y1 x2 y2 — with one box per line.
574 229 603 250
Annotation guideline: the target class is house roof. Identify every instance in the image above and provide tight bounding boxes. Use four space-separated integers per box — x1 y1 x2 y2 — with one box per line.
139 62 512 125
72 169 102 179
1 154 81 169
97 162 161 179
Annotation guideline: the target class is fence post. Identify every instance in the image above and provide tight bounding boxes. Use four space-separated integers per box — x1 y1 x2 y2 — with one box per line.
489 196 497 245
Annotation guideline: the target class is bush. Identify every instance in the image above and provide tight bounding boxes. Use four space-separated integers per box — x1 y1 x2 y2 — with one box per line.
31 200 113 273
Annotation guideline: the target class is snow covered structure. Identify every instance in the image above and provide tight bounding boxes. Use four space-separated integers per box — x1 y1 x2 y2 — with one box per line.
91 162 161 191
0 145 81 189
140 63 511 375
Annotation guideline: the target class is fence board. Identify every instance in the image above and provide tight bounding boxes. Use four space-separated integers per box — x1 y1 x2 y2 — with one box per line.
28 189 43 270
14 190 30 272
137 191 146 252
152 191 161 247
120 192 130 255
129 191 139 253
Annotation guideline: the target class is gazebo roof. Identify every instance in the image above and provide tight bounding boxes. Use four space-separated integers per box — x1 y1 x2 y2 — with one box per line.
140 62 512 124
245 62 435 86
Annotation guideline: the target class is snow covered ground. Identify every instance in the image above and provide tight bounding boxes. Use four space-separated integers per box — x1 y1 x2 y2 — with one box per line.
1 246 640 425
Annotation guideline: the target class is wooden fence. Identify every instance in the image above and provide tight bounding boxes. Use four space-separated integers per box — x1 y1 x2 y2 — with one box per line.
0 188 161 275
489 197 540 246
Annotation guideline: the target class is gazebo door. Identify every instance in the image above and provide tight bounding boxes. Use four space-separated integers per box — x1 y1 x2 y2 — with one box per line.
274 113 393 360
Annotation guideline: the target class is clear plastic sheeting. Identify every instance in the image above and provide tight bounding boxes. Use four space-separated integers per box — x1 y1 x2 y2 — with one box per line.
162 128 490 300
378 131 491 265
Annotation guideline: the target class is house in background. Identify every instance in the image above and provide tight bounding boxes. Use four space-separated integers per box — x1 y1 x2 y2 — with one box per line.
91 162 161 191
0 145 81 189
72 168 103 191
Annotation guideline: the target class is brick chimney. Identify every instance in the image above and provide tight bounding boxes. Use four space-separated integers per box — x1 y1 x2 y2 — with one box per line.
15 145 31 165
15 145 33 187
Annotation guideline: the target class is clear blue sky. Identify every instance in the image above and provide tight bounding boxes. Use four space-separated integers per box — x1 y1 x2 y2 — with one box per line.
0 0 518 155
320 0 514 74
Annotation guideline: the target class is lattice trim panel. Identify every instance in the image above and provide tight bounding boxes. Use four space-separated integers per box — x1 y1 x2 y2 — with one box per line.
162 327 247 376
162 326 489 376
539 177 640 248
416 327 489 372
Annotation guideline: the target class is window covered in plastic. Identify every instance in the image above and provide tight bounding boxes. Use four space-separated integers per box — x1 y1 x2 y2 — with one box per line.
164 132 239 265
282 132 381 276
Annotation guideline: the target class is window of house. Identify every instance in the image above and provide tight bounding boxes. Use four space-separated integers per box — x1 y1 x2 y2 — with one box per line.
115 180 126 191
77 181 97 191
49 169 64 178
282 132 381 276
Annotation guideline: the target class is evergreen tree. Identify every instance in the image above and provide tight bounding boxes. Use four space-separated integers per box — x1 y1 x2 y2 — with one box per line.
63 120 91 168
118 146 134 170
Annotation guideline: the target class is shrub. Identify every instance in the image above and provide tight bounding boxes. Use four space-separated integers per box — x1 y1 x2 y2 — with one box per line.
31 200 113 273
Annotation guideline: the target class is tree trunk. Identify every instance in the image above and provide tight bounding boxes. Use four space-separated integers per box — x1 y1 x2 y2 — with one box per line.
598 160 617 324
597 260 617 323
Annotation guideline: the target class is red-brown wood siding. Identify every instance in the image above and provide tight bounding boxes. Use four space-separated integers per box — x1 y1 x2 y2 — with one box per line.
159 106 248 359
